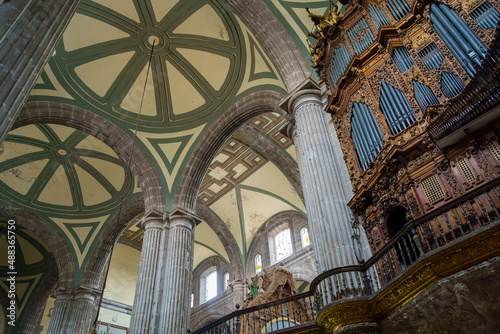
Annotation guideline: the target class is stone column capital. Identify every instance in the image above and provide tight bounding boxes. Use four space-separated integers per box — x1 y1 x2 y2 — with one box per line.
279 77 322 117
53 287 72 301
169 207 202 229
140 209 167 230
74 284 99 301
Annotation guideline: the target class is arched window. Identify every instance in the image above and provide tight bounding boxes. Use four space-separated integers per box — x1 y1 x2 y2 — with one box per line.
430 2 487 77
204 270 217 302
224 272 230 290
300 227 310 248
255 254 262 274
275 229 293 261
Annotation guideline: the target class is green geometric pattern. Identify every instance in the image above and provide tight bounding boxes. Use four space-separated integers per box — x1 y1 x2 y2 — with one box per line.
64 221 100 253
0 224 55 324
28 0 287 210
0 124 138 285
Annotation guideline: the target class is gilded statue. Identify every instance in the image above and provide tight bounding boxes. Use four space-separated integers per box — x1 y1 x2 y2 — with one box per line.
307 39 323 67
307 1 344 40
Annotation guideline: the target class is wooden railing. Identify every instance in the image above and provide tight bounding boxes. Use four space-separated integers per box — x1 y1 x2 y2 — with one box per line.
428 27 500 141
192 179 500 334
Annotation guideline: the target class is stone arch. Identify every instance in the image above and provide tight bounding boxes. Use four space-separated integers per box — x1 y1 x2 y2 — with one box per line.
19 265 59 333
195 202 244 279
14 101 165 213
79 195 145 289
222 0 311 90
232 124 303 201
0 208 72 333
245 210 309 276
174 90 285 212
0 208 75 289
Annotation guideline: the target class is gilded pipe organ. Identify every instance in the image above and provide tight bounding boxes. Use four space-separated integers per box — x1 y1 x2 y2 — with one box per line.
313 0 500 254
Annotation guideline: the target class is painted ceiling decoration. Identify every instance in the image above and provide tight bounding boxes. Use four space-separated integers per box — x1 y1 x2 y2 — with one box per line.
118 112 303 272
29 0 287 209
0 223 55 321
0 124 139 284
207 155 306 274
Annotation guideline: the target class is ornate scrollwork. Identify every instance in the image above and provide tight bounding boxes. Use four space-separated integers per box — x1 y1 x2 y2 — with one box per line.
437 159 463 196
468 142 496 181
412 32 433 52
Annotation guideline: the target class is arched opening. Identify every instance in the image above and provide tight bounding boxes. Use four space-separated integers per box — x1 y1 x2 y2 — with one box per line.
386 206 420 267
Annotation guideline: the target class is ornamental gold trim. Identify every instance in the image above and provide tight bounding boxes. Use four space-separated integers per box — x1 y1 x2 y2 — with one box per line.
317 222 500 333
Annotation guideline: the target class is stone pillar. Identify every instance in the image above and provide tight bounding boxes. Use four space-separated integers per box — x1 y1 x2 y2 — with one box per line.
159 209 200 334
280 78 359 272
231 277 247 309
0 0 80 143
46 289 71 334
148 214 169 333
66 286 99 333
129 210 165 334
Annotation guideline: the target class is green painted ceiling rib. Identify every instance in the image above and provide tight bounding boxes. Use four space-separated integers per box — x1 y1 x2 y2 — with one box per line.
0 124 138 285
235 185 248 273
28 0 287 211
64 221 101 253
238 184 306 216
193 241 231 273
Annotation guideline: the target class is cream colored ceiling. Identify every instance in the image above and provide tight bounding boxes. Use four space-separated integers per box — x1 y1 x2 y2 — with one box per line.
29 0 287 210
3 0 327 286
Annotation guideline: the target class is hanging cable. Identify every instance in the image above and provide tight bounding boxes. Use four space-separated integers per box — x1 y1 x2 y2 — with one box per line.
90 40 156 334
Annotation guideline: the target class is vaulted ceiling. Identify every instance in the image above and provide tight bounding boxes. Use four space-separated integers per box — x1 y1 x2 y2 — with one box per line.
0 0 340 294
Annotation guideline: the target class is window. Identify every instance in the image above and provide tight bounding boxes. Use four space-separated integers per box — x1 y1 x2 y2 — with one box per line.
301 228 310 248
255 254 262 274
224 272 230 290
205 271 217 302
421 175 445 203
191 293 194 308
275 229 293 261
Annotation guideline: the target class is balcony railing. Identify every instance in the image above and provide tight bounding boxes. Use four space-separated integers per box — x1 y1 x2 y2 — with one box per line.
428 27 500 141
192 178 500 334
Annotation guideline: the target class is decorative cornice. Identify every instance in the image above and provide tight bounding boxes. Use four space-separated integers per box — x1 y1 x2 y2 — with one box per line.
170 207 203 227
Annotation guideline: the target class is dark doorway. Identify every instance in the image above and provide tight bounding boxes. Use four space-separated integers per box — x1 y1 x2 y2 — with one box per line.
386 206 420 267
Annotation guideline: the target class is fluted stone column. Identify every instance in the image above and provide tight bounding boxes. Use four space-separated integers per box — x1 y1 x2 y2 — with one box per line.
47 289 72 334
0 0 80 143
231 278 247 308
149 214 169 333
280 78 359 272
159 209 200 334
129 210 165 334
66 285 99 333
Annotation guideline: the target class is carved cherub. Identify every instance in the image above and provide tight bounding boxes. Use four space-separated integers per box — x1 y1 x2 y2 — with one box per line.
306 1 344 40
307 39 323 67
